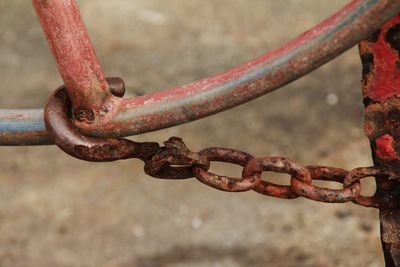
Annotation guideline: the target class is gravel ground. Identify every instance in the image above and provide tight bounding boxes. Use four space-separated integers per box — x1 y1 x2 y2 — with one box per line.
0 1 384 266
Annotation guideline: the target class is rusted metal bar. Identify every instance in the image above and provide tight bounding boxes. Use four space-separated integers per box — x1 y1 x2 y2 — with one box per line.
32 0 114 123
2 0 400 146
359 15 400 266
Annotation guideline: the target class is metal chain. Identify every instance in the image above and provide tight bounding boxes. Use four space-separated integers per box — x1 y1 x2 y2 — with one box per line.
143 137 400 209
44 85 400 209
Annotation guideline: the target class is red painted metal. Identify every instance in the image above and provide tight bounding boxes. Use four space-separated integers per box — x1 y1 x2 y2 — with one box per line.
360 18 400 165
85 0 400 138
32 0 114 123
359 15 400 266
362 17 400 102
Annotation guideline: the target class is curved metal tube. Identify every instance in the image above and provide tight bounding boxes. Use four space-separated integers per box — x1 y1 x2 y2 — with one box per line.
45 86 160 162
1 0 400 146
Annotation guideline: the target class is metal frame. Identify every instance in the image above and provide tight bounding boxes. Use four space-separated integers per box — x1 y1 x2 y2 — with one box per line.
2 0 400 266
1 0 400 145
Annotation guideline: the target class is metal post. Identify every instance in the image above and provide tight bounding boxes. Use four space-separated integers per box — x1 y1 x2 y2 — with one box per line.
360 15 400 266
32 0 112 123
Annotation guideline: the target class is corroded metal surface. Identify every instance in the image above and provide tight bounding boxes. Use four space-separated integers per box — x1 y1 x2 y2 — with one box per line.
0 0 399 265
144 137 210 180
45 85 159 162
2 0 400 145
360 14 400 267
193 148 260 192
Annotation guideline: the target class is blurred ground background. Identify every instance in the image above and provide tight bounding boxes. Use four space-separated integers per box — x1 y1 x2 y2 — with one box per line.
0 0 384 266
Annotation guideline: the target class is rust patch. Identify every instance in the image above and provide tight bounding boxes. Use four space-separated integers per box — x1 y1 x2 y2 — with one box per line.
366 29 381 43
361 52 374 79
385 23 400 54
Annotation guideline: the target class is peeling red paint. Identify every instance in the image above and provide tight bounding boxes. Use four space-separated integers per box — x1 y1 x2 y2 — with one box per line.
375 134 399 161
362 17 400 102
360 15 400 164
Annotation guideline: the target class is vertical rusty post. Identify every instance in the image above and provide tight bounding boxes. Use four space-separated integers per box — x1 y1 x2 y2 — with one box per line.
32 0 112 123
360 15 400 266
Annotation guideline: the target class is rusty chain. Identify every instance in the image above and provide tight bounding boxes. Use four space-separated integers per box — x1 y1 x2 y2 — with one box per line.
143 137 400 209
43 81 400 210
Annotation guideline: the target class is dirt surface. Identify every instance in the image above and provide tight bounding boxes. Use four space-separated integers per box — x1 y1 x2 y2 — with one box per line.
0 1 385 266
